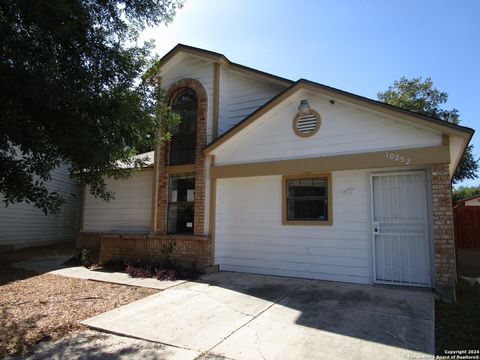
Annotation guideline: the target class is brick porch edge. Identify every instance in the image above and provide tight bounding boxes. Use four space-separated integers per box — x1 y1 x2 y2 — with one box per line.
76 232 214 272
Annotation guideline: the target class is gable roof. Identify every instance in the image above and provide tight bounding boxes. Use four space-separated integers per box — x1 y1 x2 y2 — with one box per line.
146 44 294 87
455 194 480 207
204 78 474 154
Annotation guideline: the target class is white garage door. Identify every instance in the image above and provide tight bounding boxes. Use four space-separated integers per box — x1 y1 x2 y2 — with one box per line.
215 175 372 284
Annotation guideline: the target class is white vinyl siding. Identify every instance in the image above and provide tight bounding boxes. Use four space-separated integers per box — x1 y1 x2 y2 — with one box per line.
159 54 215 143
213 91 443 165
159 53 287 143
465 198 480 206
0 164 81 248
218 68 286 135
83 169 153 232
215 172 372 284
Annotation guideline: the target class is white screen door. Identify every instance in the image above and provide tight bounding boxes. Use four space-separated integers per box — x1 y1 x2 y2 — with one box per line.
371 172 431 287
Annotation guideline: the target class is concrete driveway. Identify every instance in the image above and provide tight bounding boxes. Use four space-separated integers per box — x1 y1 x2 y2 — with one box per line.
81 272 434 360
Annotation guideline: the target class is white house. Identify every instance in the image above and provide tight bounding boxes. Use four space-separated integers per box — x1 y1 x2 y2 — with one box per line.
457 194 480 207
0 164 82 250
78 44 474 302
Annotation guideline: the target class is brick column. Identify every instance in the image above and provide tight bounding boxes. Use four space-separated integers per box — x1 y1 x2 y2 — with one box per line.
157 78 208 236
156 142 168 233
432 164 456 302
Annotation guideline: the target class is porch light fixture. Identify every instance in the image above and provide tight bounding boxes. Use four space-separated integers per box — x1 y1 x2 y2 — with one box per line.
298 99 311 116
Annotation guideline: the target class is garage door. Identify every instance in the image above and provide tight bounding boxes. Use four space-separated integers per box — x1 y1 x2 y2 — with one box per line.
214 175 371 284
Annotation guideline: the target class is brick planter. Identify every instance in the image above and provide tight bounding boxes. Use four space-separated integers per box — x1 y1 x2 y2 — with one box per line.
76 232 214 271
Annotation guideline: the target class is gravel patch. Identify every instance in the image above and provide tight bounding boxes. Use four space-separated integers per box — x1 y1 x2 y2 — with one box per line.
0 245 157 358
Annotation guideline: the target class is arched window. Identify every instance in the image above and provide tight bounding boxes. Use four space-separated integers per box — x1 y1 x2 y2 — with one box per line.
169 89 197 165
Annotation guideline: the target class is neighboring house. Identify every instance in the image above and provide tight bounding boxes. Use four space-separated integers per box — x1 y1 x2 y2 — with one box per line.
0 164 82 250
77 44 474 302
453 194 480 277
455 194 480 207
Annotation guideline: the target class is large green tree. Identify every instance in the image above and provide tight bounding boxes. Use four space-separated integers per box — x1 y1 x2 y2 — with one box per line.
378 77 478 184
0 0 182 213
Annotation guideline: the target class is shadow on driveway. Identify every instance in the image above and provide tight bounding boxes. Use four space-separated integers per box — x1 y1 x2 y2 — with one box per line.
80 271 434 360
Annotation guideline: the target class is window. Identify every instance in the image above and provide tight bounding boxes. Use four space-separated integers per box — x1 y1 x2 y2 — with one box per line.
167 173 195 234
282 174 332 225
169 89 197 165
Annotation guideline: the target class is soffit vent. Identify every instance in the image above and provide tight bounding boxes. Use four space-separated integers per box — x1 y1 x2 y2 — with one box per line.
293 110 321 138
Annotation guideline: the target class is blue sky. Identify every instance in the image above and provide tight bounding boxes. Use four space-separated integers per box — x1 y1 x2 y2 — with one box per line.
142 0 479 187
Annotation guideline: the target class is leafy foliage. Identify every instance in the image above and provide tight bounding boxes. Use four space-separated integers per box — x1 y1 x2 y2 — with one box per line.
124 262 199 280
0 0 182 213
452 185 480 205
378 77 478 184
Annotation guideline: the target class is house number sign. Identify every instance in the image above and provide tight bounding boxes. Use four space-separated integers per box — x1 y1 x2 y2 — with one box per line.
385 152 411 166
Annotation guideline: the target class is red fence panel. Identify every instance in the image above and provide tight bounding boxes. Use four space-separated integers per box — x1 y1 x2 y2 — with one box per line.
453 206 480 249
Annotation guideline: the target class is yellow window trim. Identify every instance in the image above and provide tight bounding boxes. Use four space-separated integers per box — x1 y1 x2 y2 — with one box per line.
210 145 450 179
282 173 333 226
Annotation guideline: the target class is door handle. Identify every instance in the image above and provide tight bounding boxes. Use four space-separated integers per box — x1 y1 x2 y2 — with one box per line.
373 223 379 233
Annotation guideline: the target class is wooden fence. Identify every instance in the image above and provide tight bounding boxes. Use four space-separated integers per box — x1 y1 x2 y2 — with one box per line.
453 206 480 248
453 205 480 276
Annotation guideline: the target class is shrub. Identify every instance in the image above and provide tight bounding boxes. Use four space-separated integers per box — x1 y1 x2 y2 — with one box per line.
125 262 201 281
102 260 126 272
160 241 176 268
79 249 98 268
155 268 178 281
125 263 154 278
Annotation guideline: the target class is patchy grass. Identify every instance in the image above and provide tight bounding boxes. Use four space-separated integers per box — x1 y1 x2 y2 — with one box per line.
0 244 157 358
435 278 480 355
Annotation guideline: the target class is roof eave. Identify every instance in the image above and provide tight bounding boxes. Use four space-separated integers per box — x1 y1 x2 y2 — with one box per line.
204 79 474 155
144 44 294 87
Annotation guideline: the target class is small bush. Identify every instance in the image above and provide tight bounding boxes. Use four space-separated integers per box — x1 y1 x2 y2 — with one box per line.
102 260 126 272
125 262 201 281
125 263 155 278
79 249 99 268
155 268 178 281
160 241 176 268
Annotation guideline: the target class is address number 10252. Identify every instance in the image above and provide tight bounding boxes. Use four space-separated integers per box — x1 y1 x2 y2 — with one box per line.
385 152 411 165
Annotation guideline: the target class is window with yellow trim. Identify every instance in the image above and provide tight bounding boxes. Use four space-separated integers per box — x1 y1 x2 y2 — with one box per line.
282 174 332 225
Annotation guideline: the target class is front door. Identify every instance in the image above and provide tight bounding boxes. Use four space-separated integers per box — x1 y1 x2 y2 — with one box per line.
371 172 431 286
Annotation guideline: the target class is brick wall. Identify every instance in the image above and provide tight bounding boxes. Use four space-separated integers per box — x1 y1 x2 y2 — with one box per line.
156 141 168 233
157 78 208 236
76 232 101 252
76 232 213 271
432 164 456 302
76 78 214 273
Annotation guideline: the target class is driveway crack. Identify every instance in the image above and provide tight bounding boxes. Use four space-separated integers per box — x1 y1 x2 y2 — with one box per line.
195 280 310 360
254 331 267 360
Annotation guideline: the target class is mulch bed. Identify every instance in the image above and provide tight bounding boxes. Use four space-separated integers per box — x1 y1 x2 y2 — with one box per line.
0 244 157 358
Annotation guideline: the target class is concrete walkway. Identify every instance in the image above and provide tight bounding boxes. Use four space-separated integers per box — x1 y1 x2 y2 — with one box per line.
13 256 186 290
13 258 434 359
19 330 200 360
81 272 435 360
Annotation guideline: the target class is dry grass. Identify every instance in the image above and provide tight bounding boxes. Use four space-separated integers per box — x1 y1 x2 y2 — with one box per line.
435 279 480 355
0 244 157 358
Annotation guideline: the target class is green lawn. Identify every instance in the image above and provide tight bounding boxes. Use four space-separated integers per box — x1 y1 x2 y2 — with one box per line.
436 278 480 355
